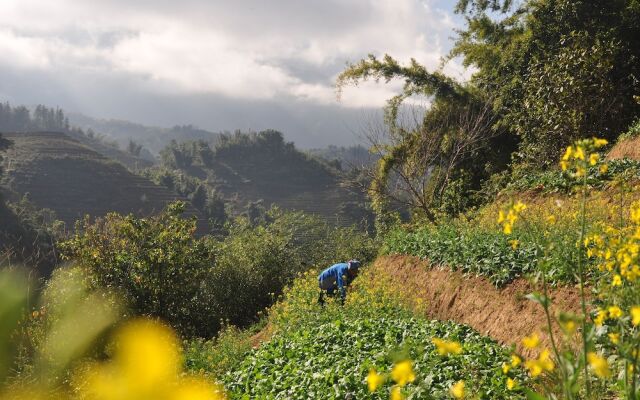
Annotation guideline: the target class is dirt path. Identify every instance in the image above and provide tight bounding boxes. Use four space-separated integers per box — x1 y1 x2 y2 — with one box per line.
373 255 584 357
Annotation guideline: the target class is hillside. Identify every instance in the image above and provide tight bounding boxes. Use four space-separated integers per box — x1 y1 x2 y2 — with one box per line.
0 132 207 234
159 131 370 226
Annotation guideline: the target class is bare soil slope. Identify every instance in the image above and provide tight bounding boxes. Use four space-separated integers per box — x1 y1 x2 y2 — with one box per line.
1 132 207 234
373 255 583 357
608 136 640 160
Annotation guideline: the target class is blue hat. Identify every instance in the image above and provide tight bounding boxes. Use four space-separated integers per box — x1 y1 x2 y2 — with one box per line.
348 260 361 270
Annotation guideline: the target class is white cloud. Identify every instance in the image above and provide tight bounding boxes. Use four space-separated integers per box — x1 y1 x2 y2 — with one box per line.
0 0 466 109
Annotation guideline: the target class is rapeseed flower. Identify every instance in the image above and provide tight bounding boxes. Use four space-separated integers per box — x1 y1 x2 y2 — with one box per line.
511 355 521 367
587 352 611 379
390 386 403 400
391 360 415 386
78 319 225 400
449 381 465 399
628 306 640 326
524 349 554 377
522 333 540 349
432 338 463 356
607 306 623 319
367 369 384 392
506 378 516 390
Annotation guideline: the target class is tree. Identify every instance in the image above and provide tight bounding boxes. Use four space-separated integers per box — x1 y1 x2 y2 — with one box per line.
451 0 640 165
337 56 513 223
127 139 143 156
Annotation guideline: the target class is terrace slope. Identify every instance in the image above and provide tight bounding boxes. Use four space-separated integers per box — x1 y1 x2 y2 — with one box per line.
0 132 207 234
372 255 582 357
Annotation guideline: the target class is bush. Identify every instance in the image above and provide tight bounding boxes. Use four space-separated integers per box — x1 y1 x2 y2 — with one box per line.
60 202 378 338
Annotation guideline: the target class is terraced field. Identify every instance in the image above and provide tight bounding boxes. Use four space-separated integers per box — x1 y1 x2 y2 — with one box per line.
0 132 207 234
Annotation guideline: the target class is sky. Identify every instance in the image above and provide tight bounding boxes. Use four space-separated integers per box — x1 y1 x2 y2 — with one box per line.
0 0 467 148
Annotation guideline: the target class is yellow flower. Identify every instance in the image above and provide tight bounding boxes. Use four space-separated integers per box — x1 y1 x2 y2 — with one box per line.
589 153 599 166
450 381 465 399
599 164 609 174
608 306 623 319
432 338 463 356
594 308 607 326
524 349 555 377
522 333 540 349
390 386 403 400
587 352 611 379
574 146 585 160
503 223 513 235
560 320 576 335
560 160 569 171
78 319 226 400
498 210 506 224
511 355 522 367
506 378 516 390
593 138 608 148
501 363 510 374
562 146 573 161
546 215 557 224
631 306 640 326
509 240 520 250
513 201 527 213
612 275 622 286
608 333 620 345
367 369 384 392
391 360 415 386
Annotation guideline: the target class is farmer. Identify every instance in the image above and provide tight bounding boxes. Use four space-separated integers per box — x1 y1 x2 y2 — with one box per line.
318 259 361 305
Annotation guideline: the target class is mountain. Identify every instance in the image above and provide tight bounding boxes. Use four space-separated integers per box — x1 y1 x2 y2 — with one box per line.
0 132 208 234
68 113 221 155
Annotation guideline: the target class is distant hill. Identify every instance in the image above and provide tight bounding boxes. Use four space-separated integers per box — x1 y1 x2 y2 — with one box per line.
154 131 371 227
69 113 220 155
307 144 379 170
0 132 208 234
0 102 152 170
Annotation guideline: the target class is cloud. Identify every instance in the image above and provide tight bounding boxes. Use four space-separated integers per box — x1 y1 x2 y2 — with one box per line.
0 0 464 106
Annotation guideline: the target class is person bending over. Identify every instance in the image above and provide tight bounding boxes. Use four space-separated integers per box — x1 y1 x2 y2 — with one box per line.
317 259 361 305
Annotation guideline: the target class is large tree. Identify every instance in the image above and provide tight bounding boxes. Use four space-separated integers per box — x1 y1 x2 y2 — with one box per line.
452 0 640 165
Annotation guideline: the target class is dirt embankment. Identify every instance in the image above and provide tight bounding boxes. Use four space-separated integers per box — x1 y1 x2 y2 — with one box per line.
608 136 640 161
373 255 584 357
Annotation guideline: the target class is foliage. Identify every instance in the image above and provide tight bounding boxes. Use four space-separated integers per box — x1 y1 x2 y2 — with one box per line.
452 0 640 166
383 219 583 287
0 267 224 399
59 202 377 338
338 58 514 222
225 318 521 399
222 268 525 399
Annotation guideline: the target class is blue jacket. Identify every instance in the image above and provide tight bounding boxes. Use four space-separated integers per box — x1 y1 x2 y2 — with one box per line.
318 263 350 298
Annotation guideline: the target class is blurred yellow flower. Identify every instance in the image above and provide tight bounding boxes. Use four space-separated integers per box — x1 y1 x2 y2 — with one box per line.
391 360 415 387
78 319 225 400
525 349 554 377
594 309 607 326
450 381 465 399
501 363 510 374
390 386 403 400
511 355 522 367
630 306 640 326
432 338 463 356
608 306 623 319
612 275 622 286
522 333 540 349
589 153 599 166
367 369 384 392
608 333 620 345
506 378 516 390
509 240 519 250
587 352 611 379
593 138 608 148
